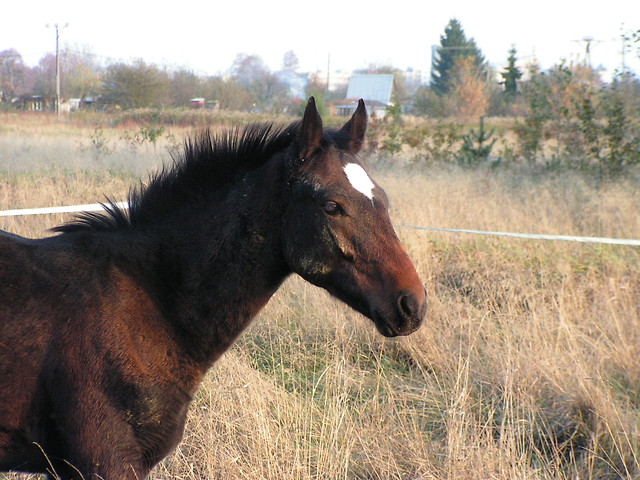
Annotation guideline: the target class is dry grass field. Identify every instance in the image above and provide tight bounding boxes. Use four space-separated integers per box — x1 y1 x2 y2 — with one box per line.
1 114 639 479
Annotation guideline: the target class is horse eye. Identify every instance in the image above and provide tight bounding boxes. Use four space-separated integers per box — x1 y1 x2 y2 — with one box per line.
322 201 342 216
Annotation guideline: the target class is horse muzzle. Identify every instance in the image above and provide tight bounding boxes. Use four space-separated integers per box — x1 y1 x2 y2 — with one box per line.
371 287 427 337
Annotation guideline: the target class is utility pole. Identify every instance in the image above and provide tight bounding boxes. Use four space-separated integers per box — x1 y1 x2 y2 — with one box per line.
572 37 602 68
326 53 331 92
621 33 627 73
619 23 629 74
47 22 68 115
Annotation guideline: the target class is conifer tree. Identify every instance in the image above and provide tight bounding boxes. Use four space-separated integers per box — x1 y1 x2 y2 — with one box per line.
430 19 485 95
501 45 522 97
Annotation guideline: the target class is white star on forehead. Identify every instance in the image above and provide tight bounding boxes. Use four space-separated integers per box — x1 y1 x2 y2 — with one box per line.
343 163 375 201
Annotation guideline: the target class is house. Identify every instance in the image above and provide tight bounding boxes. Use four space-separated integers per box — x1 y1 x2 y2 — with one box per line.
335 74 394 118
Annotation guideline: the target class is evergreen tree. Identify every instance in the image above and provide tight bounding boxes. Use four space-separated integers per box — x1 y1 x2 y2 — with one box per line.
430 19 485 95
501 45 522 97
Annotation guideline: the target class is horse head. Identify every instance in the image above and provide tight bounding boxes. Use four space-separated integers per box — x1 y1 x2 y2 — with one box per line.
282 98 427 337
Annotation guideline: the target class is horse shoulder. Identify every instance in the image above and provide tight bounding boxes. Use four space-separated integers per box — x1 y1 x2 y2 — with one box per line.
67 267 202 470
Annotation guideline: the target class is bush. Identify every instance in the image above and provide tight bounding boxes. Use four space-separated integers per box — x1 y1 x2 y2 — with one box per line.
513 65 640 174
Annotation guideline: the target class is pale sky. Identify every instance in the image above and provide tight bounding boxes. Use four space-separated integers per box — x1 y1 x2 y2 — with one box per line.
3 0 639 80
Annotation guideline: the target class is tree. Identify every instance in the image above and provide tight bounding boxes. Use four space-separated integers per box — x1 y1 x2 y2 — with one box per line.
61 45 102 100
447 56 490 117
169 69 203 107
101 60 170 109
229 53 289 111
281 50 300 73
0 49 31 102
501 45 522 97
516 61 603 163
411 85 436 116
624 28 640 62
202 75 252 111
304 75 329 116
458 116 497 166
32 54 57 98
230 53 269 87
430 18 485 96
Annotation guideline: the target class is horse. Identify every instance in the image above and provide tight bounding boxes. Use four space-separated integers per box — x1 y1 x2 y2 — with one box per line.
0 97 427 479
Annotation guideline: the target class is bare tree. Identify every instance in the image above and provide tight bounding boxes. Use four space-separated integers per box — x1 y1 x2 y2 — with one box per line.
32 54 57 98
229 53 289 111
281 50 300 73
61 45 102 99
0 49 31 102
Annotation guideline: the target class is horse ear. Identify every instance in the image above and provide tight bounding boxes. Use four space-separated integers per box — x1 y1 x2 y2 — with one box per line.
340 99 367 154
297 97 323 161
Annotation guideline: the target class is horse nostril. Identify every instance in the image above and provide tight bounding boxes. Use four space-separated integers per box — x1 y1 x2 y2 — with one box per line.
398 293 418 320
397 290 427 322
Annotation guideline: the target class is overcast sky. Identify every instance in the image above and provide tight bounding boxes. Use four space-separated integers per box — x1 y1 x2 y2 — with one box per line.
3 0 639 79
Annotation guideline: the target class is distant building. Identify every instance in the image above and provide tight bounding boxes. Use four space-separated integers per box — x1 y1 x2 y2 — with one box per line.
335 74 394 118
69 98 82 111
17 95 51 112
309 69 351 91
189 98 218 110
190 98 205 109
402 67 428 90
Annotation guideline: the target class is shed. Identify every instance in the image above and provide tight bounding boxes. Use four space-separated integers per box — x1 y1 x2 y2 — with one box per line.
190 98 205 109
18 95 50 112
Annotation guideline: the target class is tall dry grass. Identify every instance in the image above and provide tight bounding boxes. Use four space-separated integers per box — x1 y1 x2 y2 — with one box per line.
1 119 639 479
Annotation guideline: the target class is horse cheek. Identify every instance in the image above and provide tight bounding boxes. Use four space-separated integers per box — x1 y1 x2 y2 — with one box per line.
289 238 333 281
283 217 333 282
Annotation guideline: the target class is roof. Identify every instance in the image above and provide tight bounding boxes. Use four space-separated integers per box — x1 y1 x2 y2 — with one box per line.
345 74 394 105
335 99 388 109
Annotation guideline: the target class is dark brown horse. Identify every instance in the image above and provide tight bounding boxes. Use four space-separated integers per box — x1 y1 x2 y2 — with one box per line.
0 98 426 479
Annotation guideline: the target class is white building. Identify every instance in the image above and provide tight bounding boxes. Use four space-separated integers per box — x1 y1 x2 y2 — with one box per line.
335 74 394 118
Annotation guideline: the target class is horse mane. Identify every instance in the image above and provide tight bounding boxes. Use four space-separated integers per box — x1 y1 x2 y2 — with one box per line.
54 121 299 233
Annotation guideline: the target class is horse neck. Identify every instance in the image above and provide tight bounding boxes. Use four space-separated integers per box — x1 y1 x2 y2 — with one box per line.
119 156 291 366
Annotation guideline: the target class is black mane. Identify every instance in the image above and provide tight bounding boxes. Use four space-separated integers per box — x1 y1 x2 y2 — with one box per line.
55 121 299 233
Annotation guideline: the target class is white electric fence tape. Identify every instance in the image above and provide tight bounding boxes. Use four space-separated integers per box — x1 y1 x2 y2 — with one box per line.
0 202 129 217
1 203 639 246
394 225 640 247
